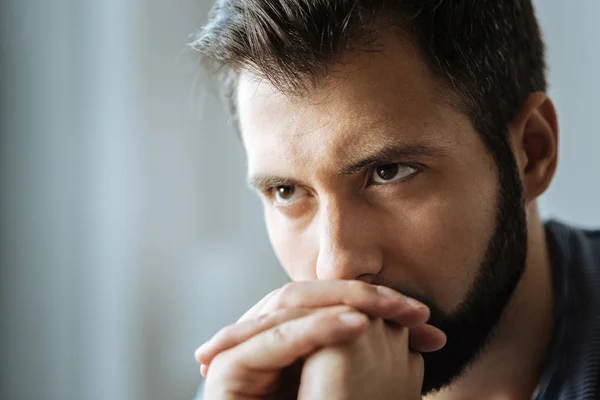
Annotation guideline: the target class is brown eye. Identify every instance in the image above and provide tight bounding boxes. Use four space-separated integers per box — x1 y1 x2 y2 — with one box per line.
372 163 417 184
273 185 308 205
276 186 295 200
376 164 399 181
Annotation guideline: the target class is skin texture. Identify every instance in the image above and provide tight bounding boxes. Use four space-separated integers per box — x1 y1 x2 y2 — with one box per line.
242 41 497 311
298 321 424 400
199 29 559 400
197 280 445 375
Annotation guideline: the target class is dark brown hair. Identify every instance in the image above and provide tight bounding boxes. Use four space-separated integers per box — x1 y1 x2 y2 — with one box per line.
191 0 546 169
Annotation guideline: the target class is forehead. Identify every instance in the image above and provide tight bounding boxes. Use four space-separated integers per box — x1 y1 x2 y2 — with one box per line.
236 31 467 177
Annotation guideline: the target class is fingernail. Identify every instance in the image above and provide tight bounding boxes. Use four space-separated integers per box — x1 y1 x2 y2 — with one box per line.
339 312 368 327
200 364 208 378
405 297 427 310
377 286 403 300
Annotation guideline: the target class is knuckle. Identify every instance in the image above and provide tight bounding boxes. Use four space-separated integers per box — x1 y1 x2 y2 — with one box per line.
239 290 279 322
215 324 236 341
280 282 296 296
256 311 271 321
254 312 272 326
267 287 281 299
262 288 281 308
347 280 373 301
346 279 365 292
314 308 345 329
274 283 296 307
270 324 289 345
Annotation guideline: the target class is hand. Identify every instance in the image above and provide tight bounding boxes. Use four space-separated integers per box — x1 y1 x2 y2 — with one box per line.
197 280 446 376
197 281 445 400
201 305 370 400
298 318 423 400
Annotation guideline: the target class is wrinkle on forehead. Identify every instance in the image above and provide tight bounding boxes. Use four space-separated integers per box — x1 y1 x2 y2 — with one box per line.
236 30 466 178
240 79 458 169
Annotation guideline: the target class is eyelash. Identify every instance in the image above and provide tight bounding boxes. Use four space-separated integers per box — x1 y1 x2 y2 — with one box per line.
261 162 424 198
261 186 302 202
367 162 423 186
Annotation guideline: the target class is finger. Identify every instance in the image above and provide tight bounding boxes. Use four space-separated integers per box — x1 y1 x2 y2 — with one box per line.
200 364 207 378
408 324 447 353
209 309 369 377
246 280 430 328
237 288 280 322
196 306 349 365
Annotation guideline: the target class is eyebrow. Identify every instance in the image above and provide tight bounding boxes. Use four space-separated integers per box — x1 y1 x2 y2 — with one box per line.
247 142 449 190
338 142 449 175
247 175 302 191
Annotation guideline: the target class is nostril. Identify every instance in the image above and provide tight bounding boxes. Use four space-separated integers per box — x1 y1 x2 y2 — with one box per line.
355 273 375 284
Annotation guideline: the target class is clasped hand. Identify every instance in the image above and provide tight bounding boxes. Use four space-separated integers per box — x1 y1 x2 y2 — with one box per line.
195 280 446 400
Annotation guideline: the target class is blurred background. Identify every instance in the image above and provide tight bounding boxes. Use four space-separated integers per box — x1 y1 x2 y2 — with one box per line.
0 0 598 399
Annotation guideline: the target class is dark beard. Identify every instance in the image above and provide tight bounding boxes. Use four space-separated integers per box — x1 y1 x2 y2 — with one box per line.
421 185 527 394
387 144 528 395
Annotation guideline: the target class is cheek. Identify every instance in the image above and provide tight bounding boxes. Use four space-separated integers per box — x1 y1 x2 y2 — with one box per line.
264 207 319 281
380 181 498 313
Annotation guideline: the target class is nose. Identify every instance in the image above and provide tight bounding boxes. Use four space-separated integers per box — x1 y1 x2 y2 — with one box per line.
315 198 383 281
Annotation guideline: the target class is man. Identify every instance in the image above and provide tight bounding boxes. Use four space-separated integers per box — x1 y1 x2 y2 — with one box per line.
192 0 600 399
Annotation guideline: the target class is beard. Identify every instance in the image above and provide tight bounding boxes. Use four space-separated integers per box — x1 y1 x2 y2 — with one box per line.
383 143 528 395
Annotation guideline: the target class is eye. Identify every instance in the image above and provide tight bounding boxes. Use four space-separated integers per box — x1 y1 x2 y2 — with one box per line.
371 163 418 184
273 185 308 206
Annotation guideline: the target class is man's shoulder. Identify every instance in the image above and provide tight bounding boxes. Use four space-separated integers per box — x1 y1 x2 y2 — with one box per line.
545 219 600 265
545 219 600 303
580 226 600 255
582 228 600 268
537 219 600 399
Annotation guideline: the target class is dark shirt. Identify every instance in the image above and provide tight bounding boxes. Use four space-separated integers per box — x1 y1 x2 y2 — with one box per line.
195 220 600 399
533 220 600 399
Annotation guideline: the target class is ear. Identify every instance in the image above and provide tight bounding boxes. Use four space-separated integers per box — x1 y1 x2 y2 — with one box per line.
507 92 559 205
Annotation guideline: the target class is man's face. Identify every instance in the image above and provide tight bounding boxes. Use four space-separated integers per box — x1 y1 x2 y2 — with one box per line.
237 32 527 392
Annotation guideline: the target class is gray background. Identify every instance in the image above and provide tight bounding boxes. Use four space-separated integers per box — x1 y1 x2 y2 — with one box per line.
0 0 598 399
